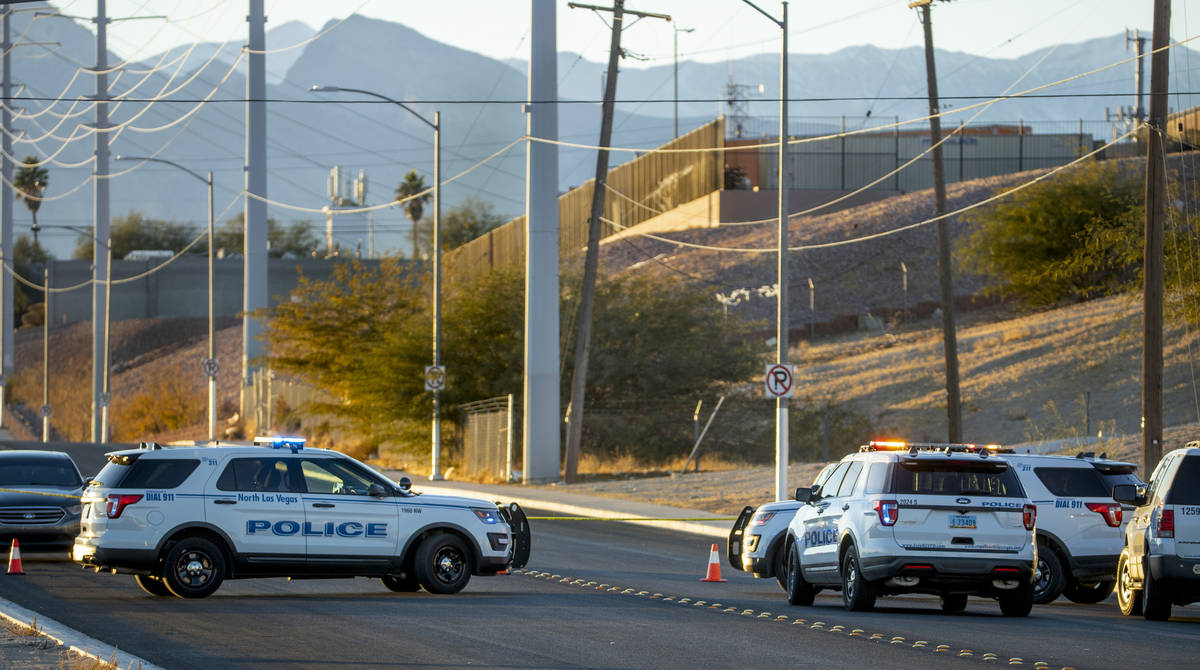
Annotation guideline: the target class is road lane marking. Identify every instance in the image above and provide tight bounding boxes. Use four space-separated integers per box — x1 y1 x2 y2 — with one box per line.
512 568 1076 669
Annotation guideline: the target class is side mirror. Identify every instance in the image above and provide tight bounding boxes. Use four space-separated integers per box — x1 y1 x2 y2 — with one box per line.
1112 484 1145 506
368 483 389 499
794 486 816 503
396 477 412 493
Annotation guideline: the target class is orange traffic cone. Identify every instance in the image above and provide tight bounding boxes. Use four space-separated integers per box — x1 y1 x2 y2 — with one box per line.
7 539 24 575
700 543 726 582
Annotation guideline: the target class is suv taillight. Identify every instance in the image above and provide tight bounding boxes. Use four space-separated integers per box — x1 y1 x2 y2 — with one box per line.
1085 502 1123 528
105 494 142 519
1155 508 1175 538
874 500 899 526
1022 504 1037 531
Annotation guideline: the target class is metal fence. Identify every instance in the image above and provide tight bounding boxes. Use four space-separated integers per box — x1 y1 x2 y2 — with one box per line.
733 118 1113 193
444 119 725 284
460 395 515 481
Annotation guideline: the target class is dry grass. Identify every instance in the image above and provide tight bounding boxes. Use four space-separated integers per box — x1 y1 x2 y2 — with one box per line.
1 616 53 649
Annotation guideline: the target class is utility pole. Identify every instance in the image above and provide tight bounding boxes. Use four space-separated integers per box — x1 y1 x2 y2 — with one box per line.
243 0 268 427
913 0 962 442
563 1 670 483
91 0 111 443
1142 0 1171 474
524 0 562 483
0 10 12 429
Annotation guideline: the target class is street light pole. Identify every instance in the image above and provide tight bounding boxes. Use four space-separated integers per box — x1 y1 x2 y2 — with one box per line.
742 0 789 501
42 267 49 442
673 25 694 138
310 85 443 479
114 155 217 440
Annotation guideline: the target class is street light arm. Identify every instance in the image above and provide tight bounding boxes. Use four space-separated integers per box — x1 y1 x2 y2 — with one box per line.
310 84 437 130
739 0 784 27
114 154 207 184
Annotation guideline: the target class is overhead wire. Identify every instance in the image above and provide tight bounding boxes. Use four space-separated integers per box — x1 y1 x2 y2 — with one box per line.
606 39 1064 229
245 136 526 215
242 3 367 55
596 125 1137 255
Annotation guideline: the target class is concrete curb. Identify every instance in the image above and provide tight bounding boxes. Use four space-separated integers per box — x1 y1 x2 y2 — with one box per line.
416 483 729 540
0 595 164 670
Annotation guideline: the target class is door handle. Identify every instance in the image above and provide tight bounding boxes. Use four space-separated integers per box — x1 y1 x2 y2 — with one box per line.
312 503 335 508
213 499 236 505
842 504 850 511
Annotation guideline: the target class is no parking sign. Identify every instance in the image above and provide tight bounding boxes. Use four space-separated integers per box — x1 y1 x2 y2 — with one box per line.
764 363 794 399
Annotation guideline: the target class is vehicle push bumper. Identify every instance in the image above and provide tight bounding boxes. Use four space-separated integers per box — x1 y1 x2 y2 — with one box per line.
727 505 755 571
497 502 531 570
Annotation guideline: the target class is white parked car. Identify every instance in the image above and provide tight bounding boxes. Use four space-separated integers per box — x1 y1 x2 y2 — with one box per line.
782 441 1037 616
73 438 530 598
728 464 836 589
1114 442 1200 620
1002 453 1140 604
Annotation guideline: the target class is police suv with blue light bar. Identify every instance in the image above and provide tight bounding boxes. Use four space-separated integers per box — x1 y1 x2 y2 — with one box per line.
781 440 1037 616
71 437 530 598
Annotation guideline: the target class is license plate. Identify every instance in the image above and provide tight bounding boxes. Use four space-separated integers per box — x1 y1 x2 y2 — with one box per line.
949 515 977 530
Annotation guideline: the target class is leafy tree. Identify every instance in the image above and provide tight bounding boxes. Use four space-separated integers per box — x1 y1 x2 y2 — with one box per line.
14 156 48 245
415 196 507 257
958 161 1143 306
213 213 320 258
394 170 431 260
72 211 198 260
12 234 49 323
261 263 762 462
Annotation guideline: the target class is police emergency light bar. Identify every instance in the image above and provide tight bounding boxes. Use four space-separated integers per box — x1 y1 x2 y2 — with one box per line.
253 436 306 451
861 440 1012 454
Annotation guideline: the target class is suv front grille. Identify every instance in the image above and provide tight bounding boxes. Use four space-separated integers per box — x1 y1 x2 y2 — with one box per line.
0 506 66 526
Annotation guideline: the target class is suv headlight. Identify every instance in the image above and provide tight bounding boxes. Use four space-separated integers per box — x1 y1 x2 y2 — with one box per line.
472 508 502 525
65 504 83 516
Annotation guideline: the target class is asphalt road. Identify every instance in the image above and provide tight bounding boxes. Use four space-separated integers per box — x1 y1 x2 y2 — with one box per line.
3 511 1198 669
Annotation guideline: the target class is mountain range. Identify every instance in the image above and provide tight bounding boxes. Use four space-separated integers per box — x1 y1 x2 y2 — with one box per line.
6 2 1195 259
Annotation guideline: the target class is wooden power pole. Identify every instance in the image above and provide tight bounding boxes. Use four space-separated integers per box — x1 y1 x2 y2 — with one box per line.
912 0 962 442
1143 0 1171 474
563 2 670 483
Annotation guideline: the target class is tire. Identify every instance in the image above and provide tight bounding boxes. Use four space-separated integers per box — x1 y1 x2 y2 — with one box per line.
784 543 815 606
414 533 471 595
1142 567 1172 621
1116 553 1143 616
773 543 788 592
1032 541 1065 604
381 574 421 592
998 582 1034 617
1062 579 1115 604
161 537 225 599
133 574 173 597
941 593 968 613
840 546 876 612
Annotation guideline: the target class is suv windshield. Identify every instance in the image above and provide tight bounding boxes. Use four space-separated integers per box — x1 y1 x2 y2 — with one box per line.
1165 456 1200 505
890 460 1024 497
0 456 81 487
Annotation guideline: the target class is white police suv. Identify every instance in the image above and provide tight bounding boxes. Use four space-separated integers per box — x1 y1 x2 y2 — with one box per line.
728 463 837 590
782 441 1037 616
72 438 531 598
1114 442 1200 620
1002 452 1139 604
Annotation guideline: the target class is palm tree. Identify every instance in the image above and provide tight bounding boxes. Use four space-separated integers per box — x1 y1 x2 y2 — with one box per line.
394 170 431 260
14 156 48 245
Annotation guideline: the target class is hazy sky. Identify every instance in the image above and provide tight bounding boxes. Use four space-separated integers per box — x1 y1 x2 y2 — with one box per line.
66 1 1190 69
